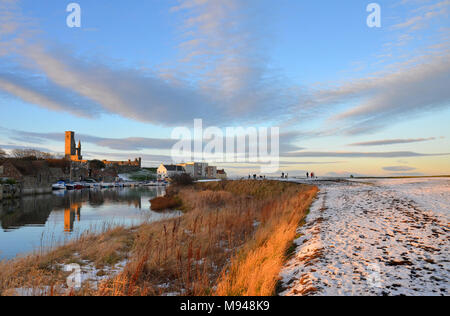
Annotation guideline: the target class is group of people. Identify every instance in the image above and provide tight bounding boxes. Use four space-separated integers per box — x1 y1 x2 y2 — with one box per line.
245 172 316 180
248 174 266 180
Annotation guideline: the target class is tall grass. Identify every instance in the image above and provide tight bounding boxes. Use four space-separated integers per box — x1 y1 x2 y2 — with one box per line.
215 185 318 296
98 181 317 296
0 180 317 296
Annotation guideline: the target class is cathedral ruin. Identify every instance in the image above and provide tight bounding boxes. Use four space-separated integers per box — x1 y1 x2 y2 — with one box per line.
64 131 142 168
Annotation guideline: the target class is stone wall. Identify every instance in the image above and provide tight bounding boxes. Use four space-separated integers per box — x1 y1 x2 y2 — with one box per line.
0 184 21 200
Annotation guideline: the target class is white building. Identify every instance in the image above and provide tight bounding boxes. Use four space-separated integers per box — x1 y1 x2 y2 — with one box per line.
177 162 209 179
157 164 185 179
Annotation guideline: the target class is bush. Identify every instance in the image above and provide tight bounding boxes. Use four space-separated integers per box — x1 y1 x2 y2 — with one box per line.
129 170 156 181
89 160 106 170
150 196 182 211
0 178 16 185
171 173 193 186
5 179 16 185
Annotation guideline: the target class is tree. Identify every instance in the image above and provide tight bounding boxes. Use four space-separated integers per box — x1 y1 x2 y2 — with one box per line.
89 159 106 170
171 173 193 186
11 149 55 160
0 148 6 159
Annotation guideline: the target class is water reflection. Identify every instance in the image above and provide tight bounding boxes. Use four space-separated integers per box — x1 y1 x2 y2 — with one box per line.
0 187 172 260
64 204 81 233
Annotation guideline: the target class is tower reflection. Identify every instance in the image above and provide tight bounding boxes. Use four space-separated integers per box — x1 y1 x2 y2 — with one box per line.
64 202 81 233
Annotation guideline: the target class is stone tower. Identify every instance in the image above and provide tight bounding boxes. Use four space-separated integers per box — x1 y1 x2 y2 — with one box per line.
77 140 82 158
65 131 82 161
65 131 76 157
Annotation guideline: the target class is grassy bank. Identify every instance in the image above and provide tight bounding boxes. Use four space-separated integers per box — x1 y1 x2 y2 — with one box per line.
0 180 317 296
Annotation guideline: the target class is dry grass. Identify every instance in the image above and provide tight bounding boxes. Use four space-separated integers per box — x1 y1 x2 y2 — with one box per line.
150 196 182 211
215 184 318 296
0 226 134 295
0 180 317 296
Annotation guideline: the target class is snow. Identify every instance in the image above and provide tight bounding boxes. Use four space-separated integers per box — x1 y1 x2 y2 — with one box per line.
354 178 450 220
280 178 450 296
11 259 128 296
118 173 132 181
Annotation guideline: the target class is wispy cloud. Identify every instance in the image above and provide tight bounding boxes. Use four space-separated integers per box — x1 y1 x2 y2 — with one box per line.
383 165 417 171
0 0 291 126
283 151 450 158
0 126 304 155
300 53 450 135
392 0 450 31
0 127 176 151
348 137 436 146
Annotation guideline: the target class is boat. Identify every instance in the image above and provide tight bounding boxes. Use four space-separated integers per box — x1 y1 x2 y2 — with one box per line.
81 182 91 189
73 183 84 190
90 183 101 189
52 181 66 190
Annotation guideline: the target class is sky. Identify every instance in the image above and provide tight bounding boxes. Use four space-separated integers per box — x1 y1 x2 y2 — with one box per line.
0 0 449 177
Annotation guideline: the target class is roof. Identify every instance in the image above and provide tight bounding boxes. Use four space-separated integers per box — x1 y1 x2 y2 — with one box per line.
217 169 226 174
46 159 71 169
0 159 50 176
164 165 185 172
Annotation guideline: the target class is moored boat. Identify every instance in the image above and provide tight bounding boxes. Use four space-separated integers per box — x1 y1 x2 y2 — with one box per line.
52 181 66 190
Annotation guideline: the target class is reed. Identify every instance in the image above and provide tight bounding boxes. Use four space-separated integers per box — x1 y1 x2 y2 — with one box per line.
0 180 317 296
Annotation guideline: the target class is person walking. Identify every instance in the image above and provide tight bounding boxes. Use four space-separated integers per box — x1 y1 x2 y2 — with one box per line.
306 172 309 179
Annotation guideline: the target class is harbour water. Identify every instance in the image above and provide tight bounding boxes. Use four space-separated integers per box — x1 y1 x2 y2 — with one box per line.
0 187 179 260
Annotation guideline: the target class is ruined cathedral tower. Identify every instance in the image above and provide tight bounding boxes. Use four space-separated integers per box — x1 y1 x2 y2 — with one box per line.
65 131 83 161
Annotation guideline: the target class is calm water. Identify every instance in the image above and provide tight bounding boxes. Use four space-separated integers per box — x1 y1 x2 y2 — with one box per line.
0 187 180 260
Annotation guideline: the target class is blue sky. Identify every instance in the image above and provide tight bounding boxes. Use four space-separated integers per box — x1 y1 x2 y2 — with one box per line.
0 0 449 176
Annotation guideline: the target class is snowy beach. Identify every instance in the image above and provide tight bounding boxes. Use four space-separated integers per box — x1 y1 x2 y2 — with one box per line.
280 178 450 296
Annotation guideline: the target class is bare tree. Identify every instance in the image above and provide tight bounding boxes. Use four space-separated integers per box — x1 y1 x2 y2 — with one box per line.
11 149 55 160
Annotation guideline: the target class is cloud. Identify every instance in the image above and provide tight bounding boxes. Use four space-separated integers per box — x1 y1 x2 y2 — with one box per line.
219 160 343 167
0 128 177 151
283 151 450 158
348 137 436 146
0 143 54 153
1 126 304 155
21 46 219 125
0 0 448 164
0 70 101 117
0 0 291 127
392 0 450 31
383 166 417 171
279 161 344 165
301 53 450 135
